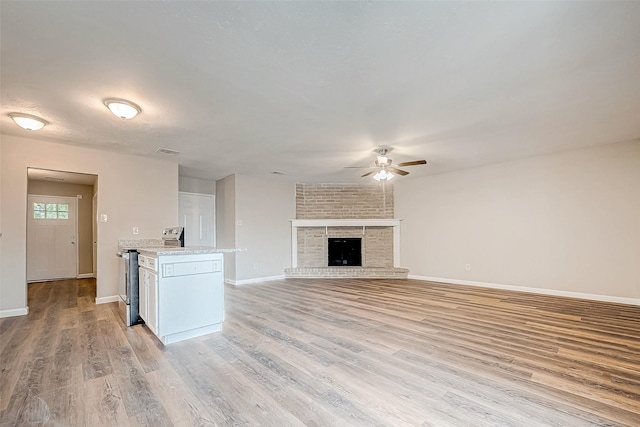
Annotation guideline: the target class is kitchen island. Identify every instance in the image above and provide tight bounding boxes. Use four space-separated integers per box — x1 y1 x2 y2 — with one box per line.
137 247 227 344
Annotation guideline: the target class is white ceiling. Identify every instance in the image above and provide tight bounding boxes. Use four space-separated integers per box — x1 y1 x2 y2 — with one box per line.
2 2 639 183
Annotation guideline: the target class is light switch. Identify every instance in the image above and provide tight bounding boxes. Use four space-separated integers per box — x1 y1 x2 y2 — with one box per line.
100 214 108 223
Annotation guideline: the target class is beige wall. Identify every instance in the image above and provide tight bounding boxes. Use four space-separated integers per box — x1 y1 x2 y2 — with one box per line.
216 174 294 283
215 174 236 282
235 175 294 281
395 140 640 301
27 180 95 275
0 135 178 315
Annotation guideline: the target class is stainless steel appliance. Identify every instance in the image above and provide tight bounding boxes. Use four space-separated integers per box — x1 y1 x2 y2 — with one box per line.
117 249 142 326
117 227 184 327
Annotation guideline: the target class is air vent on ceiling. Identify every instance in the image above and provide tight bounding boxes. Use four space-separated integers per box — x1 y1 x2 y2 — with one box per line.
45 176 64 181
156 147 180 156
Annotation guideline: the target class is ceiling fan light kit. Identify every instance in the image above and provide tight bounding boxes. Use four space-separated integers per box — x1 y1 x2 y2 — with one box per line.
373 170 394 181
347 147 427 181
8 113 48 130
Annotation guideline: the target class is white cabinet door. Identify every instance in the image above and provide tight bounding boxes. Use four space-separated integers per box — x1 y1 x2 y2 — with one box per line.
148 271 158 333
179 192 215 247
139 268 148 322
158 272 223 337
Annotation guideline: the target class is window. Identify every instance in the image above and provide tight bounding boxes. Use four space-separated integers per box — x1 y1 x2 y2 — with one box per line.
34 202 69 220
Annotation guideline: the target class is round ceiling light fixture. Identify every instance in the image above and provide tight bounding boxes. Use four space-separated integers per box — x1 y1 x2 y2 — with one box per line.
104 98 141 120
373 170 394 181
8 113 49 131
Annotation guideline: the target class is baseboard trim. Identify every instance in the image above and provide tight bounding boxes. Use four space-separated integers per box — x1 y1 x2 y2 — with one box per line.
408 275 640 306
225 275 286 286
0 307 29 318
77 273 95 279
95 295 120 304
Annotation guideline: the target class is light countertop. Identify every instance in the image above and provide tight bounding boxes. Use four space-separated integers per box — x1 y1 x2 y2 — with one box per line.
137 246 245 256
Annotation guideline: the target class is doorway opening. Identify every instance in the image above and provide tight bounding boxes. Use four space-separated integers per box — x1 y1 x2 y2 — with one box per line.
26 168 98 291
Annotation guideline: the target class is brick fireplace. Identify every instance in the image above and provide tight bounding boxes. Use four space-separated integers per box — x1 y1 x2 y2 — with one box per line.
285 183 408 279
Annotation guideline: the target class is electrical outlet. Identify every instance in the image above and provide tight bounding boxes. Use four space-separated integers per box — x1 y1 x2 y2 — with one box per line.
253 263 259 270
465 264 471 271
133 227 139 235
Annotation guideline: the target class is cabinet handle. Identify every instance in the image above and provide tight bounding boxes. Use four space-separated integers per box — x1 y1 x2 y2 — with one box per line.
199 216 203 240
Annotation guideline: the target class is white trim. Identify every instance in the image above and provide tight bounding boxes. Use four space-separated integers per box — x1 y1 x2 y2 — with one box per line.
291 219 402 227
290 218 402 268
409 275 640 306
95 295 120 304
0 307 29 318
77 273 95 279
225 275 285 286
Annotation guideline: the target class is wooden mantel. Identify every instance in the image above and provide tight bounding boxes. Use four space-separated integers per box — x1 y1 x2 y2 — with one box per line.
289 219 402 268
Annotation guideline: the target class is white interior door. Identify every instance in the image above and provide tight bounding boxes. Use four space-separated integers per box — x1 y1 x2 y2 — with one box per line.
27 195 78 281
179 192 215 247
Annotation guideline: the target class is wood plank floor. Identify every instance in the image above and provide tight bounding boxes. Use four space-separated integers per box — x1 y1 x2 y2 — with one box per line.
1 278 639 426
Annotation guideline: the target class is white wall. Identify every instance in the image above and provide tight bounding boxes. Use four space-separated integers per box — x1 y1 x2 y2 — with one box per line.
0 135 178 315
235 175 294 282
179 176 215 195
395 141 640 301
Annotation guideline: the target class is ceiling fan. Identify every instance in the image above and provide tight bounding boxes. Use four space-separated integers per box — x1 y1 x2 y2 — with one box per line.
346 148 427 181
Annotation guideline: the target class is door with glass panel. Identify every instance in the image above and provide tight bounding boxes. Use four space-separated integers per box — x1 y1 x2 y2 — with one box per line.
27 195 78 281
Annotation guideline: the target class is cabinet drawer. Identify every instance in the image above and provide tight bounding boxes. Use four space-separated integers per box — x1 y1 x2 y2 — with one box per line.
138 255 148 267
138 255 158 271
162 260 220 277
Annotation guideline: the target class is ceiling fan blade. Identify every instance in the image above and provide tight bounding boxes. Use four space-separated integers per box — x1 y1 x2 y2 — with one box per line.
394 160 426 167
388 167 409 176
361 171 376 177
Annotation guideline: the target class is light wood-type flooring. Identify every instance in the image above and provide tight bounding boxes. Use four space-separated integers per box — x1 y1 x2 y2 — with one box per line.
1 278 639 426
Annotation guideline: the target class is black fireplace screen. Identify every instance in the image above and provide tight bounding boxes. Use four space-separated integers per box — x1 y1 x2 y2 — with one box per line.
328 238 362 266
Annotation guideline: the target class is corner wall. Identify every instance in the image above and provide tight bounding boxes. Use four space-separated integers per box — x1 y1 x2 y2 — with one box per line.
215 175 236 282
235 175 295 282
216 174 294 284
395 141 640 302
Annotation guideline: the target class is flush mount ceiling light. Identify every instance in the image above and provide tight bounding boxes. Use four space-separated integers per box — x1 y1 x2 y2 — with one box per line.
8 113 49 131
104 98 141 120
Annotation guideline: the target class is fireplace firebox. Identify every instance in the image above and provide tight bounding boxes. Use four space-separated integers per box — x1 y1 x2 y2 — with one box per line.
328 238 362 266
